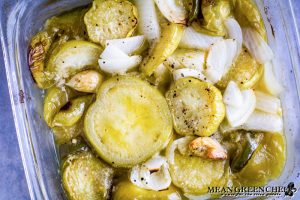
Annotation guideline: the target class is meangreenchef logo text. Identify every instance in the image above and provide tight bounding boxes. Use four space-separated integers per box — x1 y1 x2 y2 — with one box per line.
208 182 297 197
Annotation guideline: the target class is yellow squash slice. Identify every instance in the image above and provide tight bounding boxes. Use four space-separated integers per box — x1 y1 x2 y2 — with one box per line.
84 0 138 46
167 137 229 195
166 78 225 136
47 40 102 82
84 76 173 168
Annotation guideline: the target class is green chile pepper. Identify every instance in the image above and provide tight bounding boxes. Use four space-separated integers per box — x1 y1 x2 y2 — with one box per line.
221 131 263 173
230 132 263 173
53 120 84 145
43 86 78 127
235 133 286 186
184 0 201 25
45 7 89 40
52 95 93 127
233 0 267 40
28 31 55 89
58 136 88 159
199 0 232 36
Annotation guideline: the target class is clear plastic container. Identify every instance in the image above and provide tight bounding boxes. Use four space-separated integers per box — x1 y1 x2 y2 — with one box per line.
0 0 299 199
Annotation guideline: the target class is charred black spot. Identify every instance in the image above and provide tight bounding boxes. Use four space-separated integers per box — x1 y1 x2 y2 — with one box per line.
61 102 72 110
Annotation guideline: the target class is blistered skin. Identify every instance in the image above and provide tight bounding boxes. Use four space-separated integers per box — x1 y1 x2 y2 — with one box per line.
28 31 55 89
29 8 91 89
62 150 114 200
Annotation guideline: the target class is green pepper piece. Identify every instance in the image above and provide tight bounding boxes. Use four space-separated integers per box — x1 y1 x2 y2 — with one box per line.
184 0 201 25
52 95 93 127
43 86 78 127
198 0 232 36
235 132 286 186
58 136 87 158
53 121 84 145
45 7 89 40
233 0 267 40
142 23 185 76
28 31 55 89
62 149 114 200
230 132 263 173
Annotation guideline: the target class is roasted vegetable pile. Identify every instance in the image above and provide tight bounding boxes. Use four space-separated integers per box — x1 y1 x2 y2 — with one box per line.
28 0 286 199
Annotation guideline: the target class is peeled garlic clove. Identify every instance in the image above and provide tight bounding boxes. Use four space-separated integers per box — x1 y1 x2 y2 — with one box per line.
66 70 103 93
189 137 227 160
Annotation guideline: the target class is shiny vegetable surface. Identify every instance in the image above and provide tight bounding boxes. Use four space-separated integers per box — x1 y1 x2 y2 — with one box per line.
62 149 114 200
28 31 55 89
234 132 286 186
233 0 267 40
47 40 102 82
166 78 225 136
84 0 138 46
66 70 104 93
113 180 182 200
221 131 263 173
199 0 232 36
43 86 78 127
58 136 87 159
84 76 173 168
28 0 287 198
167 137 229 195
52 95 93 127
53 121 84 145
142 23 185 76
217 48 263 89
45 7 88 40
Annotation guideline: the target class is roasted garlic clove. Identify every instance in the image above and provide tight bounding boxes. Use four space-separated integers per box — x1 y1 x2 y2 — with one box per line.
66 70 103 93
189 137 227 160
